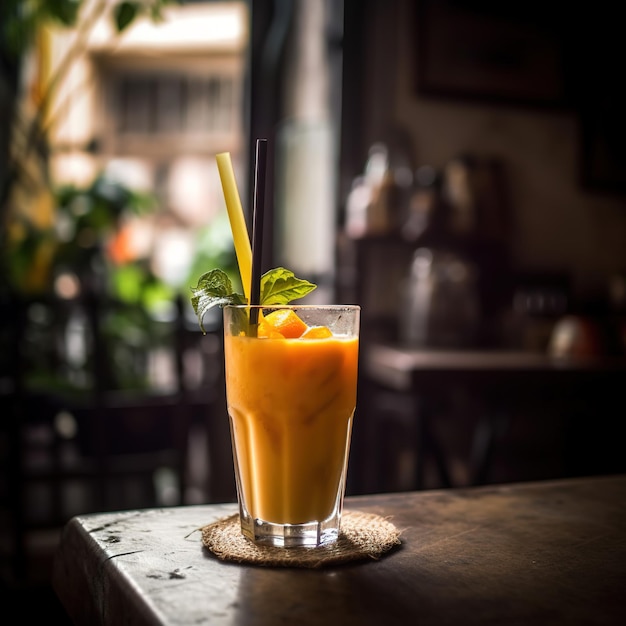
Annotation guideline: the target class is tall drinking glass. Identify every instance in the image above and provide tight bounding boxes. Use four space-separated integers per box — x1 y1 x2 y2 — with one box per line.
223 304 360 547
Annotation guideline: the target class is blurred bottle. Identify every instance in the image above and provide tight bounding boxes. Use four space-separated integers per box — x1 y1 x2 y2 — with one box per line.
345 143 388 238
442 156 476 238
607 271 626 354
441 154 510 246
400 247 480 348
402 165 442 242
345 143 412 238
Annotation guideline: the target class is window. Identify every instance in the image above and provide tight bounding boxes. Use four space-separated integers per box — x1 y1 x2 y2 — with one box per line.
112 73 237 136
96 57 244 158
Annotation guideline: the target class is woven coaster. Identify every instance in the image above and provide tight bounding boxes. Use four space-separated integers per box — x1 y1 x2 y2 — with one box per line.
201 510 401 568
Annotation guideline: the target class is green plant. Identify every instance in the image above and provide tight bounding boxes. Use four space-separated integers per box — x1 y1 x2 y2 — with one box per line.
5 172 177 393
1 0 178 262
5 173 157 292
0 0 184 393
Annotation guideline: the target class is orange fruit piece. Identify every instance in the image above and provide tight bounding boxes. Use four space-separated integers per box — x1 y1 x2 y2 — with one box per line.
257 319 285 338
262 309 308 338
301 325 333 339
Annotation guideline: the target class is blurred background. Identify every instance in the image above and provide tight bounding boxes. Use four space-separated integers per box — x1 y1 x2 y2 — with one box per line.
1 0 625 619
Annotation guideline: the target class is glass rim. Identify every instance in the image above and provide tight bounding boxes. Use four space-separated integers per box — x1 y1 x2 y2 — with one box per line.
223 304 360 311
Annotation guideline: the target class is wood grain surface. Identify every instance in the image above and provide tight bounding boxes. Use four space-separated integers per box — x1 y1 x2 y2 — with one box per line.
52 475 626 625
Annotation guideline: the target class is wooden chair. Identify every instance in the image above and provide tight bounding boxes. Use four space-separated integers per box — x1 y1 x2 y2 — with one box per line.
0 289 233 586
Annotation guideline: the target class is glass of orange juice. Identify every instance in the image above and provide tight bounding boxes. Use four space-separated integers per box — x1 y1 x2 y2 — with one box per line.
223 304 360 547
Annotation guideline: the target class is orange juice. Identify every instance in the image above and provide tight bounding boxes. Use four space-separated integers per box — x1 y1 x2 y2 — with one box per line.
223 305 359 546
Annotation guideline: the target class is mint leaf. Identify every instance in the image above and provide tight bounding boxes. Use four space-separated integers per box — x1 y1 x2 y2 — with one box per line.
190 269 245 333
260 267 317 304
190 266 316 333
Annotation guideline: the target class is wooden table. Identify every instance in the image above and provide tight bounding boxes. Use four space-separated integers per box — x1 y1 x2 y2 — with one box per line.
362 344 626 488
52 474 626 625
364 344 626 391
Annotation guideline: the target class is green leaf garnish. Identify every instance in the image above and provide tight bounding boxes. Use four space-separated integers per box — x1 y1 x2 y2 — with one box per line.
259 267 317 305
190 267 316 333
190 269 246 333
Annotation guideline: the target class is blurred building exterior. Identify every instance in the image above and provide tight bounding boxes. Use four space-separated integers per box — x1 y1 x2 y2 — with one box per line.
45 0 249 293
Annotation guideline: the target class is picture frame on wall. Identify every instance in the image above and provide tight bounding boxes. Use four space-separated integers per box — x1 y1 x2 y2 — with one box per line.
576 20 626 195
580 96 626 194
415 1 571 108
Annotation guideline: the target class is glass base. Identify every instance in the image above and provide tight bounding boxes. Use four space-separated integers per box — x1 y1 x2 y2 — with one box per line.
239 511 341 548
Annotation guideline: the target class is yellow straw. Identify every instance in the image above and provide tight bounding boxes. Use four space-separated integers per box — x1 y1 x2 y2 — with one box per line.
216 152 252 300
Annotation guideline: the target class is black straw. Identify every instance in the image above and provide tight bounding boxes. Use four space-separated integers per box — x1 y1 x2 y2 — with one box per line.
249 138 268 325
